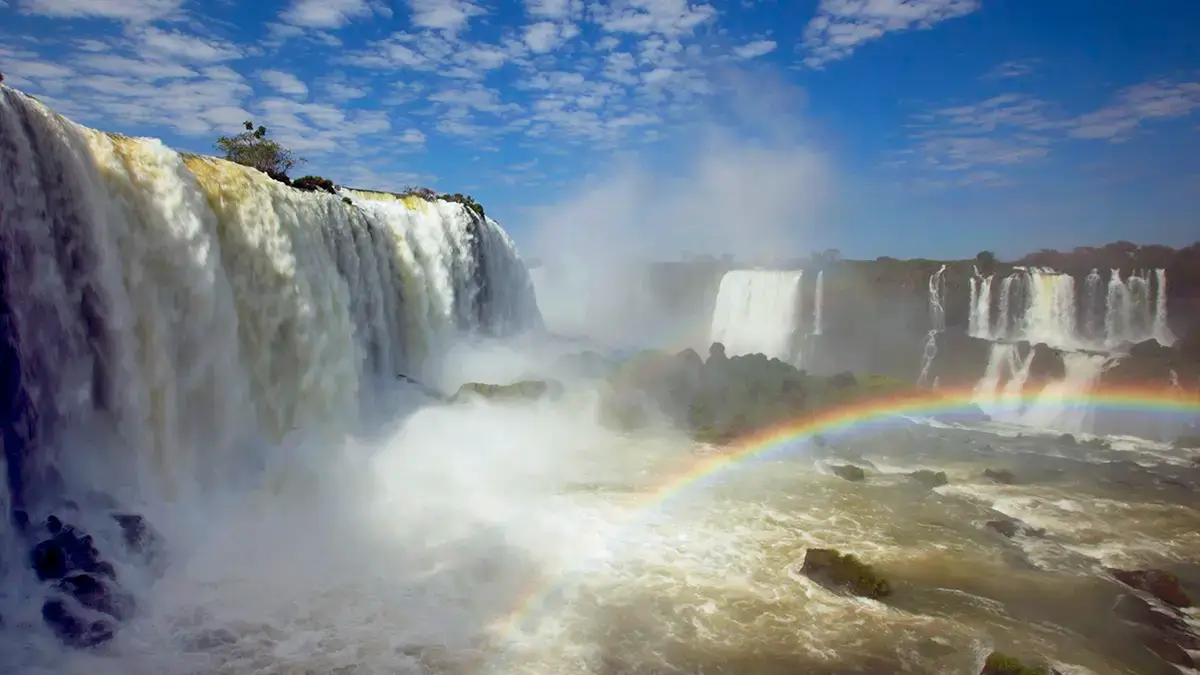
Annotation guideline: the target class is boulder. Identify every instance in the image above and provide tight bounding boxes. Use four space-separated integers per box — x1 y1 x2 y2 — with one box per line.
56 573 136 620
830 464 866 482
112 512 164 564
979 651 1050 675
41 599 115 649
983 468 1016 484
1022 341 1066 386
1106 568 1192 607
799 548 891 599
908 470 949 488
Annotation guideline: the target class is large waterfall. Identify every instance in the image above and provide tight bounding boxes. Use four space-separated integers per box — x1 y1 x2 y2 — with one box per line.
0 84 540 511
709 270 805 361
965 267 1173 351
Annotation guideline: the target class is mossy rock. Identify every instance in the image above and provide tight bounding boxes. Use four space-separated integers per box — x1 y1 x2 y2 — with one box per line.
980 651 1051 675
799 548 891 599
908 469 949 488
452 379 562 403
830 464 866 482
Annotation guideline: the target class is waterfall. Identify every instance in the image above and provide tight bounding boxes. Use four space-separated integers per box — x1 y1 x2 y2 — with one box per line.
916 265 946 386
1083 269 1104 343
972 343 1036 417
0 85 540 509
708 270 804 361
1020 268 1078 349
996 273 1017 340
1152 268 1176 346
968 270 993 339
812 270 824 336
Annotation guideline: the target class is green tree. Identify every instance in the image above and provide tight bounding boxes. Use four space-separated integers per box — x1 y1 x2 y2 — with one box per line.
214 120 305 178
975 250 997 267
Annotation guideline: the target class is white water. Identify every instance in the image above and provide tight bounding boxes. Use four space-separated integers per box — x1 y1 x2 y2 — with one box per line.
917 265 947 386
708 269 803 361
0 85 545 671
812 270 824 336
968 267 1173 351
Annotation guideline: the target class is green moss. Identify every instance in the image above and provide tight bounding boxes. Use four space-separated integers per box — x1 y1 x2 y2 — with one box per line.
981 651 1049 675
452 379 562 402
342 196 353 205
800 548 891 599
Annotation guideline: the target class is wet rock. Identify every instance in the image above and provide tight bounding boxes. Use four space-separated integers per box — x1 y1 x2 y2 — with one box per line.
980 651 1050 675
56 573 136 620
908 470 949 488
1107 568 1192 607
41 599 115 649
31 538 69 581
799 548 891 599
1142 634 1195 669
985 516 1046 539
830 464 866 482
1025 342 1066 385
1113 594 1188 633
983 468 1015 484
112 512 163 562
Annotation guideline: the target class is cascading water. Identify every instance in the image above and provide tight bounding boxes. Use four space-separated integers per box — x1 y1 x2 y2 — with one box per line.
967 270 993 339
709 270 804 361
1082 269 1104 343
916 265 946 386
0 85 542 666
812 270 824 336
1153 268 1176 346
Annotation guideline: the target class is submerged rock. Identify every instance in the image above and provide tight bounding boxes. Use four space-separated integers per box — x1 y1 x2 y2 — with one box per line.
41 599 115 649
56 573 136 620
983 468 1016 484
830 464 866 482
799 548 891 599
985 516 1046 539
1106 568 1192 607
980 651 1050 675
908 469 949 488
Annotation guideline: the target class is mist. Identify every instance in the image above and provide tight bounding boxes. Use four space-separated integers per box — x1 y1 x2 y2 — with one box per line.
524 69 833 350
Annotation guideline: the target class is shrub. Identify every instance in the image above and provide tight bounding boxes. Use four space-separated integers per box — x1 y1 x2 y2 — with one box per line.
214 121 305 181
291 175 336 194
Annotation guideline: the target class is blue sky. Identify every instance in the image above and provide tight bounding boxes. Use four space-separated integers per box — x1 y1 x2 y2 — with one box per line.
1 0 1198 262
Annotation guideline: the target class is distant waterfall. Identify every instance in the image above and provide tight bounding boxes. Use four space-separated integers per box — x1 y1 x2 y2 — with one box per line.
917 265 947 386
709 270 804 361
812 270 825 336
1083 269 1104 342
1020 268 1078 348
968 271 993 339
0 85 541 509
1153 268 1176 346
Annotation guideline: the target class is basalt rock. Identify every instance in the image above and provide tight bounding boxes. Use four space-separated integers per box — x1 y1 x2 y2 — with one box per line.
1106 568 1192 607
985 516 1046 539
830 464 866 482
908 469 949 488
799 548 891 599
983 468 1016 484
41 599 115 649
979 651 1051 675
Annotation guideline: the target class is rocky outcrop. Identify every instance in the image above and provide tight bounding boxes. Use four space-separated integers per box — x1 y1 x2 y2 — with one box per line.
451 379 563 403
798 548 891 599
979 651 1052 675
830 464 866 482
908 469 949 488
1100 338 1199 390
1106 568 1192 608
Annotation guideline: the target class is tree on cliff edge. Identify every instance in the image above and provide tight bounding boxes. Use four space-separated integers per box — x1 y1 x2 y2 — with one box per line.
215 121 305 179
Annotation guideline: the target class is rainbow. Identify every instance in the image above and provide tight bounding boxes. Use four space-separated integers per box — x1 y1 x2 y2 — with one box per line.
492 383 1200 640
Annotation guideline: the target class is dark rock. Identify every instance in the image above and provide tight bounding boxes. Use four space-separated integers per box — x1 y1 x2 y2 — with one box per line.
56 573 135 620
112 512 163 562
985 516 1046 539
984 468 1016 484
929 332 991 387
1142 635 1195 669
31 539 69 580
830 464 866 482
799 548 891 599
908 470 948 488
980 651 1050 675
1113 594 1190 634
41 599 115 649
1025 342 1066 386
1107 568 1192 607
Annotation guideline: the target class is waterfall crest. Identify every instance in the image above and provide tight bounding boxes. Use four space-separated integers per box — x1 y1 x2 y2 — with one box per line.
0 85 541 505
709 270 804 361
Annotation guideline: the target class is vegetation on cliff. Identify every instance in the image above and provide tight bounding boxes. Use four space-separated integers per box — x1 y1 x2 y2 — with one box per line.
799 548 892 599
597 342 914 444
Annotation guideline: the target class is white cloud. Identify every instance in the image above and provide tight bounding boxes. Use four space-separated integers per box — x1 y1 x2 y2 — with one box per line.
1067 80 1200 142
524 22 564 53
801 0 981 68
260 69 310 97
983 58 1039 80
594 0 718 38
16 0 185 21
132 26 243 63
733 39 776 59
407 0 486 33
280 0 375 29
